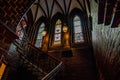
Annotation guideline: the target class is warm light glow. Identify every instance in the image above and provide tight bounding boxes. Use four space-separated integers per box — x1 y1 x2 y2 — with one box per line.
65 33 69 39
64 33 70 48
0 63 6 79
63 25 68 32
118 23 120 27
42 30 47 36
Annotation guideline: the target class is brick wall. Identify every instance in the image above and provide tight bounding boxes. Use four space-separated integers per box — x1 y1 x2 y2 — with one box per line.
0 0 35 31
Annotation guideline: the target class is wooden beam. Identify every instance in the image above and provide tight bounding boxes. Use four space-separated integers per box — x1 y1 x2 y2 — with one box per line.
111 1 120 27
104 0 116 25
98 0 106 24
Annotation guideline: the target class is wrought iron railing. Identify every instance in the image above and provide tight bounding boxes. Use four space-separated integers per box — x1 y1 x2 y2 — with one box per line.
27 43 62 73
15 40 62 80
0 19 63 80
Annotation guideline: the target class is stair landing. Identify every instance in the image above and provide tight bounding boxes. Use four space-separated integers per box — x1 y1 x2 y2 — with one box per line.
50 48 98 80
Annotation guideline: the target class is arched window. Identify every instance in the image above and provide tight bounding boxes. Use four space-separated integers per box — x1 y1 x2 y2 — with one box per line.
16 25 24 40
16 18 27 40
73 15 84 43
35 23 45 48
53 19 62 45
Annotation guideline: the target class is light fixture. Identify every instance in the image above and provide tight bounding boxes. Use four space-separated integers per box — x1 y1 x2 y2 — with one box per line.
63 24 68 32
42 30 47 36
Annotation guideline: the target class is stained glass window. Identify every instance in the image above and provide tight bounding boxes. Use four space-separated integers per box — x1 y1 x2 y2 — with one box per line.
73 16 84 43
16 18 27 40
35 23 45 48
53 19 62 45
16 25 24 40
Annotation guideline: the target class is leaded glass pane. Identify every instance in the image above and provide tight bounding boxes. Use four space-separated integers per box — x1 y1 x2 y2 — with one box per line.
74 16 80 21
55 34 61 41
53 19 62 45
35 23 45 48
55 25 61 33
74 21 81 26
74 26 82 33
35 39 42 48
73 16 84 43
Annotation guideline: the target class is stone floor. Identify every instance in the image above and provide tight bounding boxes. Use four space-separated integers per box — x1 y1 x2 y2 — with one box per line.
55 48 98 80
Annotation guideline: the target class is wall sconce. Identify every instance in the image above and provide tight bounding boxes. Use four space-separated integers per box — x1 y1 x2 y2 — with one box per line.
42 30 47 36
63 24 68 32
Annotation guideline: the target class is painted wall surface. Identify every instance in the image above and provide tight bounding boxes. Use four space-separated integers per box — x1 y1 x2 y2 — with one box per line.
91 0 120 80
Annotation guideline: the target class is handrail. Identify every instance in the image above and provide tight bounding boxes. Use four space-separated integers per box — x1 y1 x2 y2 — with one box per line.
1 18 62 79
26 43 63 79
41 62 62 80
28 43 45 53
0 47 8 56
15 39 63 80
27 43 61 62
0 20 18 37
0 47 8 64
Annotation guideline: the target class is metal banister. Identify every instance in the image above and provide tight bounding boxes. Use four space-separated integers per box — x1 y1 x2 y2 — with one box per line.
41 62 62 80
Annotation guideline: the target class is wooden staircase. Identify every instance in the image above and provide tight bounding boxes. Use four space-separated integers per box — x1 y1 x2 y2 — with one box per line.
6 40 63 80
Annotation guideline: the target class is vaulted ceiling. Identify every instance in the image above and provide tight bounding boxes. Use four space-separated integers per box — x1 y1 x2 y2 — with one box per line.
31 0 90 23
0 0 120 33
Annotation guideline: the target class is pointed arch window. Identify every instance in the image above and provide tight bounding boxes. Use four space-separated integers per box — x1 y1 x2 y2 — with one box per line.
53 19 62 45
35 23 45 48
16 18 27 40
73 15 84 43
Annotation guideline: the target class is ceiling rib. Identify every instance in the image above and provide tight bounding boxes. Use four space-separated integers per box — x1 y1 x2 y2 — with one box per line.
45 0 49 17
83 0 87 13
34 0 40 23
85 0 90 17
35 3 47 17
50 1 55 19
77 0 86 12
63 0 67 14
55 0 64 14
67 0 72 15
